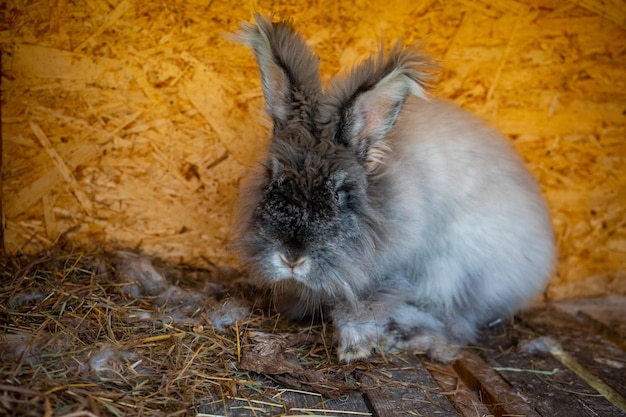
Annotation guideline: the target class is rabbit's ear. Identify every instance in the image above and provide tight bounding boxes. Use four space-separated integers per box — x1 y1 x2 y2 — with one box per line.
235 14 321 129
322 44 432 165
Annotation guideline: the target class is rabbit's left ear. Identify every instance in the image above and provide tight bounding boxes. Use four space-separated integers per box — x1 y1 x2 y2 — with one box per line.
322 44 432 162
235 14 321 129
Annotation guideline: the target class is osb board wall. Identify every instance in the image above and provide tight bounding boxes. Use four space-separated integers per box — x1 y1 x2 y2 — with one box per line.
1 0 625 299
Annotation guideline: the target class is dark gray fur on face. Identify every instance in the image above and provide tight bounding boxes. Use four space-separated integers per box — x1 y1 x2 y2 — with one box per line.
233 16 415 305
232 14 555 362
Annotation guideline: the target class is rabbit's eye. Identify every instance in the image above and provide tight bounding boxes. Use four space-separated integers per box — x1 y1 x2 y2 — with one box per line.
337 190 347 206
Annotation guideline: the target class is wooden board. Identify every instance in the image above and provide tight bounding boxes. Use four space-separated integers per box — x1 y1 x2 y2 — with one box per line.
521 308 626 404
454 351 541 417
479 321 623 417
421 359 492 417
1 0 625 299
360 355 460 416
553 295 626 349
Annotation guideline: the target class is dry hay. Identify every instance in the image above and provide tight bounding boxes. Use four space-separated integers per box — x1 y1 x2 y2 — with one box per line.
0 247 377 416
1 2 625 298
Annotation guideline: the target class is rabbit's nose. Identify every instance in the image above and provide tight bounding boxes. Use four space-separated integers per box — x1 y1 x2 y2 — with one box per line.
279 253 307 269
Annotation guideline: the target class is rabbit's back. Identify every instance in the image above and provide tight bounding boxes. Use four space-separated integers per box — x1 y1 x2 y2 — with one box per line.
376 97 554 322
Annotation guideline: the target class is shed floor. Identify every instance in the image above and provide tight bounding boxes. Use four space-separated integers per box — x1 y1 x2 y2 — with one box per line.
1 252 624 416
206 296 626 417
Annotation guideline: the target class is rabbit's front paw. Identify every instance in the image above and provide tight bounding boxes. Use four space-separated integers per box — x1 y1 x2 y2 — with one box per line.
335 321 381 362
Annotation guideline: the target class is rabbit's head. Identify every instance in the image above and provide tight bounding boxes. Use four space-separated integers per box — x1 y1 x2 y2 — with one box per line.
233 15 432 306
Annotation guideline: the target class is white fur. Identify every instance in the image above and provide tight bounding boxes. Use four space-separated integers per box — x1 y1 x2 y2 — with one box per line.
331 97 554 360
269 251 312 282
381 96 554 317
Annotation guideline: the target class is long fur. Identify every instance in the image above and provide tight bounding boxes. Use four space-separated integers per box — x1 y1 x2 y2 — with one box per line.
234 15 321 129
233 14 555 362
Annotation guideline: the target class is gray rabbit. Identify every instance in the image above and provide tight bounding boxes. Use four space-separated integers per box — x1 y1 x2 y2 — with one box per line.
233 14 555 362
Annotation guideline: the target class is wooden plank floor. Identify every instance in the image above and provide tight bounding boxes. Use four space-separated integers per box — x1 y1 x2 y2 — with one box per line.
203 296 626 416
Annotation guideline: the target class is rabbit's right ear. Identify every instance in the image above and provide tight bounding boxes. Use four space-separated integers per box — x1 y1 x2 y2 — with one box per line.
320 44 433 169
234 14 321 129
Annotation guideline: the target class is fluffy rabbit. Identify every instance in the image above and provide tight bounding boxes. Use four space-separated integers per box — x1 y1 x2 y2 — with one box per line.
233 14 555 362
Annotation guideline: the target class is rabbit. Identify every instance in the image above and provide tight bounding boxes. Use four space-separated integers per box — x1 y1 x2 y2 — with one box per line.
232 14 555 362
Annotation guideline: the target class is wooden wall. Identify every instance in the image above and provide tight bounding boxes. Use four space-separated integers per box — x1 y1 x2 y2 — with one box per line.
2 0 625 299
